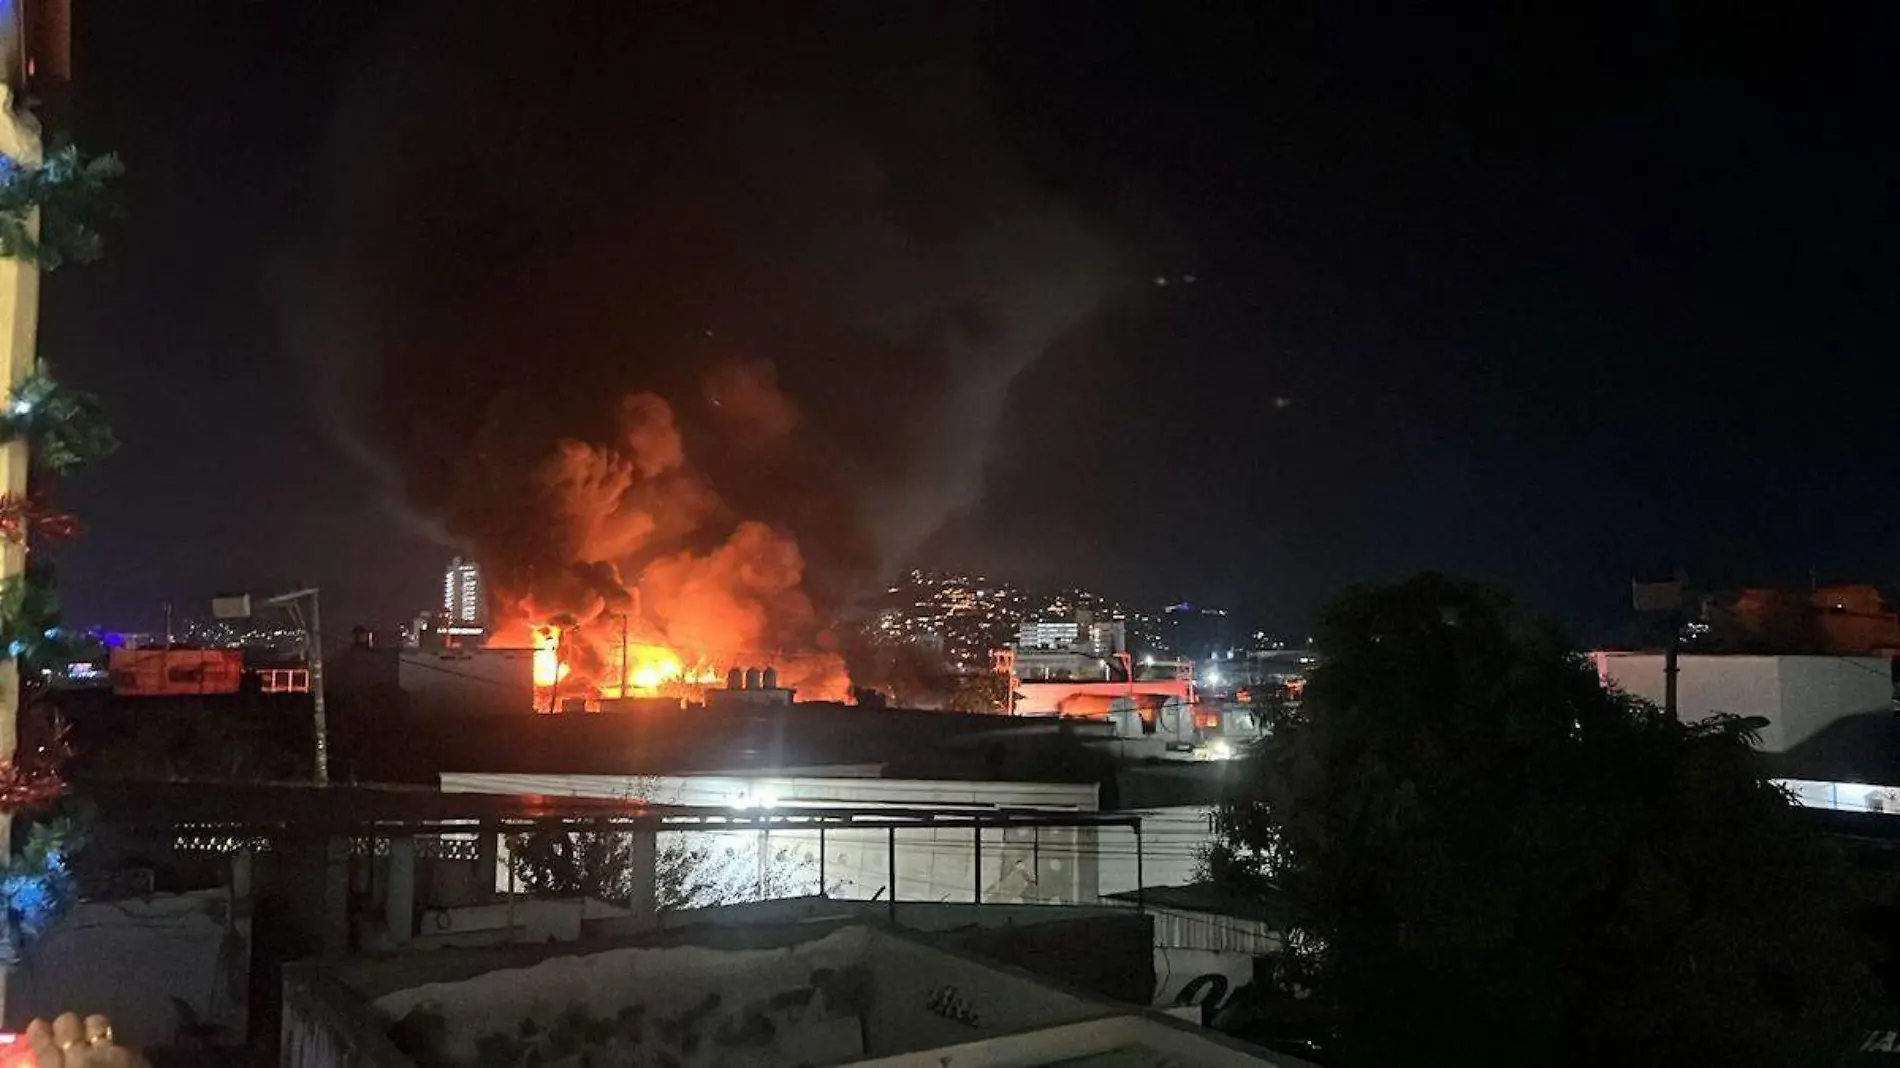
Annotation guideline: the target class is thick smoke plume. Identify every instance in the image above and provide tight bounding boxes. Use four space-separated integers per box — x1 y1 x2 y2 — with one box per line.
293 6 1117 697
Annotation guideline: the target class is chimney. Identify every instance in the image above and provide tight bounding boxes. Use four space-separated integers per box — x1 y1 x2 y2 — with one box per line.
743 667 762 690
726 667 744 691
762 666 779 690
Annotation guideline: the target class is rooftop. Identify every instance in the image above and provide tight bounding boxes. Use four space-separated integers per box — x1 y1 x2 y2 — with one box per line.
75 779 1144 836
287 918 1298 1067
1117 762 1244 810
326 697 1124 788
1103 882 1295 927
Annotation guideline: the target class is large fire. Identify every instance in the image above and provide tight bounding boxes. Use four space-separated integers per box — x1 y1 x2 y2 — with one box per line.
529 626 570 691
313 12 1124 721
523 609 819 712
529 624 712 707
476 376 852 710
583 633 721 698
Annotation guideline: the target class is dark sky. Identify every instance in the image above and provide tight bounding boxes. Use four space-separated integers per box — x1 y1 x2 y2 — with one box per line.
42 1 1900 639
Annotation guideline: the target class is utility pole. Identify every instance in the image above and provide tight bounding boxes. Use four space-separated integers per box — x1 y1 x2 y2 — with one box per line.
232 589 328 783
619 611 630 697
306 591 328 783
621 586 641 697
990 648 1017 716
1664 607 1680 721
1632 574 1686 720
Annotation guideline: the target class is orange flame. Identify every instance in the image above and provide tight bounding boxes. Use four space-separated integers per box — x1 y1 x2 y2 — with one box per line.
605 641 722 699
499 385 853 707
531 626 571 690
526 621 731 710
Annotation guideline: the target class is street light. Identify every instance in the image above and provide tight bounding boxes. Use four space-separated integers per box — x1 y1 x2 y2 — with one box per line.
214 587 329 785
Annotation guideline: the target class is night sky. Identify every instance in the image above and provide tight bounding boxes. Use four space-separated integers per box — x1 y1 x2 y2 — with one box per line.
41 2 1900 639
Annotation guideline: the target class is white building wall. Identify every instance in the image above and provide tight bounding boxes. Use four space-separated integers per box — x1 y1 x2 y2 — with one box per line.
373 926 873 1066
1775 778 1900 814
449 774 1222 908
1095 808 1217 898
1154 946 1257 1007
692 818 1099 906
454 774 1110 906
15 890 242 1048
861 929 1099 1055
1591 653 1891 751
1144 904 1284 1006
1593 653 1780 724
408 897 630 948
1774 655 1892 750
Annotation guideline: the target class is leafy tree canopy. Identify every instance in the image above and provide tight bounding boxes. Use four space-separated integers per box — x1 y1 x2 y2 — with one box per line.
1209 573 1872 1066
946 670 1015 714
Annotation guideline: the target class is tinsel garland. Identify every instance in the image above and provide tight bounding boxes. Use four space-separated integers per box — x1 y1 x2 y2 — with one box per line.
0 143 119 950
1 803 86 946
0 566 62 667
0 492 81 544
0 712 70 814
0 366 118 473
0 144 124 271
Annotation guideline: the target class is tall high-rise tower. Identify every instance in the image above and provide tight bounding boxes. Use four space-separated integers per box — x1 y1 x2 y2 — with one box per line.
443 557 484 624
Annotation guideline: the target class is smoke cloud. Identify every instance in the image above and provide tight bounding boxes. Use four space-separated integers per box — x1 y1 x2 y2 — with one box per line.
291 5 1119 696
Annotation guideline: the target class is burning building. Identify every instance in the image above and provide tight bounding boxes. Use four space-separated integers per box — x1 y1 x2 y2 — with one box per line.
478 384 855 706
294 7 1120 703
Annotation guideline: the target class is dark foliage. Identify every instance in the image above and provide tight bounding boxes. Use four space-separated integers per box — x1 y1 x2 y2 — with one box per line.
506 814 822 912
74 696 308 782
0 366 119 475
0 144 123 270
1209 573 1874 1066
945 671 1014 715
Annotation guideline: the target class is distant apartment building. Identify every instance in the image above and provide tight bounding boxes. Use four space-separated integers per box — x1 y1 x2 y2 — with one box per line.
1019 613 1126 653
1012 612 1132 681
1018 619 1081 649
1088 618 1128 656
443 557 485 625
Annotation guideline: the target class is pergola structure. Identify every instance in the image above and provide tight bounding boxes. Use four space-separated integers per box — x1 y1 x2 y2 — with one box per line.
80 780 1150 952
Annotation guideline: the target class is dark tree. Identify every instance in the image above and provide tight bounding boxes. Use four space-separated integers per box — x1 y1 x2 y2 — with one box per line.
75 696 306 782
507 805 826 912
1209 574 1871 1066
842 637 959 709
945 671 1015 714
